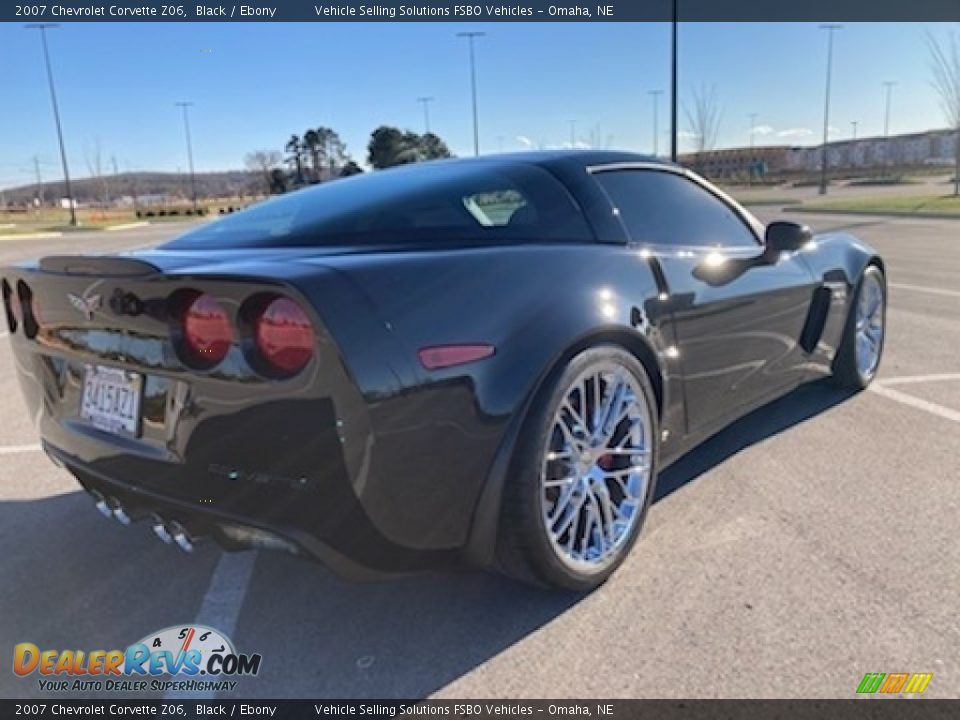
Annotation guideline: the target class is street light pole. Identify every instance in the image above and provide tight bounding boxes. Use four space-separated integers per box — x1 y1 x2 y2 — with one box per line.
416 96 435 134
174 102 198 212
456 32 485 156
748 112 758 185
882 81 896 137
25 23 76 226
818 24 842 196
670 1 678 162
648 90 663 157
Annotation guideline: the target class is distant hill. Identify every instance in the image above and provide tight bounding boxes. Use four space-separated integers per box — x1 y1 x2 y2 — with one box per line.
1 170 265 206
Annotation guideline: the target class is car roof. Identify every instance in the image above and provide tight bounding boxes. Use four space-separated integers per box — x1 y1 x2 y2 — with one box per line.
377 149 676 175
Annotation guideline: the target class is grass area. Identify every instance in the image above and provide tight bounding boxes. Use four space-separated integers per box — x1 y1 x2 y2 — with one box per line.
0 200 242 236
798 193 960 216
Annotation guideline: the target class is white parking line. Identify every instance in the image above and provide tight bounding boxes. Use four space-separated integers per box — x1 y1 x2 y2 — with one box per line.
890 282 960 299
881 373 960 386
0 443 41 455
163 550 258 700
870 383 960 425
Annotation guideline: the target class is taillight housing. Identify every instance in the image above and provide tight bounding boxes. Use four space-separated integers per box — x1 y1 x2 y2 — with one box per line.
251 296 315 376
16 280 38 339
1 279 16 334
181 293 233 368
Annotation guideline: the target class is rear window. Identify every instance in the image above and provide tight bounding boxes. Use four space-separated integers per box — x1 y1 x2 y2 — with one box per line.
164 161 593 249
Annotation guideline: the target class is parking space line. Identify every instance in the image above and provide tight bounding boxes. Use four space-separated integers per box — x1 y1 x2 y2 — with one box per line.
0 443 41 455
881 373 960 386
890 282 960 299
163 550 258 700
870 383 960 424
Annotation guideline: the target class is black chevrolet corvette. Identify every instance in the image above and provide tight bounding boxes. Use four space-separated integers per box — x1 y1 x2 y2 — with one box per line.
2 151 886 590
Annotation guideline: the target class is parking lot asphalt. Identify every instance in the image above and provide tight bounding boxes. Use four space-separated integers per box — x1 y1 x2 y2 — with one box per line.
0 213 957 699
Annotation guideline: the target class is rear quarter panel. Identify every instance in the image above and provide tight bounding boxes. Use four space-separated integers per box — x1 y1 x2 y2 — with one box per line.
308 243 679 552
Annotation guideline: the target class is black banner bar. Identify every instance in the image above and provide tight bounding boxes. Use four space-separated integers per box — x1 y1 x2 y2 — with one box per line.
3 0 960 23
1 700 958 719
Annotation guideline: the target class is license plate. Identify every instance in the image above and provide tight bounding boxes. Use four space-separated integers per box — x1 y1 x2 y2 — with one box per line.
80 365 143 437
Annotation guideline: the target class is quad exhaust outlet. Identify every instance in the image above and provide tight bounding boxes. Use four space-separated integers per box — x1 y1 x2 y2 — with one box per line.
88 491 196 553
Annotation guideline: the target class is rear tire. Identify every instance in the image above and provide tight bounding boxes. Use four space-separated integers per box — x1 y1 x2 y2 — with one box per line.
496 346 659 591
831 265 886 390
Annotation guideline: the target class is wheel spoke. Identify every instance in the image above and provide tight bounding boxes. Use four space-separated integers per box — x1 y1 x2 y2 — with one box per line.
540 362 655 571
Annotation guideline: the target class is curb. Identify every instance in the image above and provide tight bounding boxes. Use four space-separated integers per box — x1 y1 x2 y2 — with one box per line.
0 232 64 240
105 221 150 232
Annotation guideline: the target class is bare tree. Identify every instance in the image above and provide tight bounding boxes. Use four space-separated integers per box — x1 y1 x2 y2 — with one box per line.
244 150 283 194
928 31 960 195
683 83 724 155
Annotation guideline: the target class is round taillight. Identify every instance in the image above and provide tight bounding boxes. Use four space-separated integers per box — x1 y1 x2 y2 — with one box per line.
255 297 314 374
183 294 233 366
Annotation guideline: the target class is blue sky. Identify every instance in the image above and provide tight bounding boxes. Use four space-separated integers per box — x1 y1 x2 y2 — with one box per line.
0 22 955 189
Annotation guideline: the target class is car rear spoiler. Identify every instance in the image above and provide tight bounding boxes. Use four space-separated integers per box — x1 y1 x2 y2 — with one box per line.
38 255 161 277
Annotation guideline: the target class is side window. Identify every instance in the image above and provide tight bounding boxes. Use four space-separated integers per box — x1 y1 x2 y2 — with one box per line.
592 169 759 248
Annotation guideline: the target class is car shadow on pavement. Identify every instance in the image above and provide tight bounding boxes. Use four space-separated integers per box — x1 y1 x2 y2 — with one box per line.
655 378 856 502
0 379 855 701
229 553 582 700
227 380 858 700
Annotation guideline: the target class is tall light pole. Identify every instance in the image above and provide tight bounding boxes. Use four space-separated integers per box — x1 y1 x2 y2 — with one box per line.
670 1 678 162
818 24 842 196
456 31 485 156
174 102 198 212
882 81 896 137
25 23 76 226
748 112 758 185
648 90 663 156
416 96 435 134
882 81 897 173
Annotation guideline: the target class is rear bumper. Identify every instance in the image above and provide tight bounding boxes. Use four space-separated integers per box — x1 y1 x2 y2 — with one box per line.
48 441 458 580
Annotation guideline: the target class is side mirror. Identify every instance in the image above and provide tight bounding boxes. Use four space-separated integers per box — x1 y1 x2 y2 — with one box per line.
765 221 813 257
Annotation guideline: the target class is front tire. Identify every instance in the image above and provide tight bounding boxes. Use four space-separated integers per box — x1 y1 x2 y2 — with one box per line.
831 265 886 389
497 346 659 591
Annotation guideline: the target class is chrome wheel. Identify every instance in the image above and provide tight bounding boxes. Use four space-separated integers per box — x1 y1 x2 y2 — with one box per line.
540 363 653 573
855 273 884 379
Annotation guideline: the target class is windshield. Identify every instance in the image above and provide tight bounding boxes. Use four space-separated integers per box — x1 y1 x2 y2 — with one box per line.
163 161 593 249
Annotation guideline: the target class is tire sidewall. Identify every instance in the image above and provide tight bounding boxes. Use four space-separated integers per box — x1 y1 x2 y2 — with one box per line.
852 266 887 387
506 345 660 591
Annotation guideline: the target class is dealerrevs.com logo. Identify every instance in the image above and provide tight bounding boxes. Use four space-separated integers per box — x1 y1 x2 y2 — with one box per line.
13 625 262 693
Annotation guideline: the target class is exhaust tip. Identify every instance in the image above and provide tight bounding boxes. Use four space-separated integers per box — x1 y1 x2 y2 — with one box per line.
90 490 113 519
151 514 173 544
111 503 131 526
169 521 194 553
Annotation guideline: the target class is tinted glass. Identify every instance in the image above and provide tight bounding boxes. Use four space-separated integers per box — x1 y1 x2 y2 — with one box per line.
593 169 758 248
164 162 593 249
